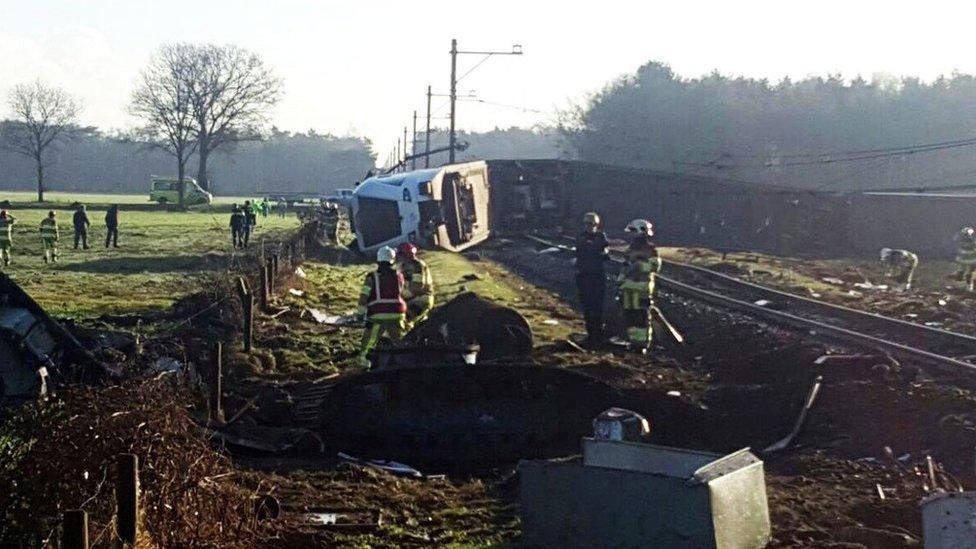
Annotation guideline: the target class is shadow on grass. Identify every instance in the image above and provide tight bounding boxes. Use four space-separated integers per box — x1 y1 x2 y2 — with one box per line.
59 253 231 274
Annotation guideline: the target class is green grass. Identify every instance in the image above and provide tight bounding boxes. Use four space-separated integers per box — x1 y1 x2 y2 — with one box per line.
0 207 300 318
267 248 581 375
0 190 263 206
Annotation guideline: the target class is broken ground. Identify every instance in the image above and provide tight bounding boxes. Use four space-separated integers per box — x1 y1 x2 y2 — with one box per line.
4 219 976 546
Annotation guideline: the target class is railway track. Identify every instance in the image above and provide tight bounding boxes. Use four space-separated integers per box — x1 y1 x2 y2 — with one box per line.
521 233 976 376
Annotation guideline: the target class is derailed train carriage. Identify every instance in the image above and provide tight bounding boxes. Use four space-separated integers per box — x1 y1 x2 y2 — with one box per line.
351 159 976 259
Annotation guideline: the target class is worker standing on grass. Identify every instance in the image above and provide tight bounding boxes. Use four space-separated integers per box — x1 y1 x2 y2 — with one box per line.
242 200 256 247
260 198 270 218
954 227 976 291
0 210 15 266
617 219 661 354
397 242 434 327
230 205 245 248
357 246 407 369
322 203 340 243
576 212 610 344
104 204 120 248
72 204 90 250
39 210 59 263
880 248 918 291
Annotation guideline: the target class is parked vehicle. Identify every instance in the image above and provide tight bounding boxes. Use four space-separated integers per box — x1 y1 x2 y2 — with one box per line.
149 176 213 205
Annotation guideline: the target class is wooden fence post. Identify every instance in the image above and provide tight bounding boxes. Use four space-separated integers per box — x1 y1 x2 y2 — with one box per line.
116 454 139 545
210 342 224 423
259 264 269 312
236 277 253 352
266 260 275 297
63 510 88 549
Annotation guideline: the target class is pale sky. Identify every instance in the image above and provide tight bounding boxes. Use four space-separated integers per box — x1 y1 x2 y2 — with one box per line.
2 0 975 160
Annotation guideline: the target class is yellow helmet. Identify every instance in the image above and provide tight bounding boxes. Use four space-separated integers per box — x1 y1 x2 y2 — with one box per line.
583 212 600 227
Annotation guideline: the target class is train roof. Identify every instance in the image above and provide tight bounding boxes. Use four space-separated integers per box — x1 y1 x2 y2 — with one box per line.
360 167 443 188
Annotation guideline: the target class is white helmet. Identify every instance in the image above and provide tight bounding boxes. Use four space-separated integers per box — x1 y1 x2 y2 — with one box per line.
376 246 396 263
583 212 600 226
880 247 892 261
964 227 975 237
625 219 654 236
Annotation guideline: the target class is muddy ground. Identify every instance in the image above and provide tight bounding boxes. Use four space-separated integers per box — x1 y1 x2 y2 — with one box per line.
210 238 976 547
669 247 976 338
9 235 976 547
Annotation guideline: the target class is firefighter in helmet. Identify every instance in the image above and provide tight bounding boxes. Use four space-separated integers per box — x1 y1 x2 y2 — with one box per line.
617 219 661 353
954 226 976 291
396 242 434 328
357 246 407 368
880 247 918 292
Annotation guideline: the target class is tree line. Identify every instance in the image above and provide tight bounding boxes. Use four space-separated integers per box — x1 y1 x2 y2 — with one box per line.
0 126 374 197
563 62 976 191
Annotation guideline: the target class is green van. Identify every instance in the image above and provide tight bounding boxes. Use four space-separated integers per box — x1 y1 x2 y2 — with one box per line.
149 176 214 205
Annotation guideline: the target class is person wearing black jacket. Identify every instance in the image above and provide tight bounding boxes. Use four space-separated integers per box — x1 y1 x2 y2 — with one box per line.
72 204 91 249
576 212 610 343
104 204 120 248
230 205 245 248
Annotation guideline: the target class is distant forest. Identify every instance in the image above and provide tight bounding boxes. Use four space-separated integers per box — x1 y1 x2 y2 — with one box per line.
7 60 976 195
564 62 976 191
0 125 565 196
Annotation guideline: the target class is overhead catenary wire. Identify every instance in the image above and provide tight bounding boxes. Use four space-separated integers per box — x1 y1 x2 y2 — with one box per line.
676 137 976 169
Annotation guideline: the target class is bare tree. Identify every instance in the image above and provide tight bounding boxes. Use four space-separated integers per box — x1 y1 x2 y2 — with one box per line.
4 80 82 202
130 45 199 207
183 44 282 191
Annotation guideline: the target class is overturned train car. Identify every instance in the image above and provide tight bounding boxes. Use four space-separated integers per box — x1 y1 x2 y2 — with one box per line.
352 159 976 259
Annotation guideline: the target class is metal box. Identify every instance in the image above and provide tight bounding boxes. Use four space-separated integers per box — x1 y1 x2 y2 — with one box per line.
923 491 976 549
519 440 770 548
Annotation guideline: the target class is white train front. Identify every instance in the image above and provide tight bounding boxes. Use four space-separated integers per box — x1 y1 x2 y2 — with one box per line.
350 161 492 255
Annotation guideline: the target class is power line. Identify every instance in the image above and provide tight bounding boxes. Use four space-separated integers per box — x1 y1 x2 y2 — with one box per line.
676 137 976 169
718 136 976 160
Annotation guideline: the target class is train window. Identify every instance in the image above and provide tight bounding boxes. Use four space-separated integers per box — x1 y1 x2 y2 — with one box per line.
356 197 401 247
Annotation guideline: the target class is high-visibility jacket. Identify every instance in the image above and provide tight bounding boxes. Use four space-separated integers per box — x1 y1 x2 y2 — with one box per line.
0 218 15 244
957 236 976 265
322 209 339 228
618 241 661 310
358 268 406 319
399 258 433 300
40 217 58 240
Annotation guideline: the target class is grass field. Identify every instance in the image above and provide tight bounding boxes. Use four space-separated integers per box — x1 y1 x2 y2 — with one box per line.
0 190 260 206
0 207 300 318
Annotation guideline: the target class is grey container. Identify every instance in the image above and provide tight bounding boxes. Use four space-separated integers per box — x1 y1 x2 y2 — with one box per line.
519 439 770 548
922 491 976 549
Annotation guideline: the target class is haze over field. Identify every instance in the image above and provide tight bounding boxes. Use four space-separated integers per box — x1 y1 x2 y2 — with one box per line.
4 1 976 193
5 0 976 154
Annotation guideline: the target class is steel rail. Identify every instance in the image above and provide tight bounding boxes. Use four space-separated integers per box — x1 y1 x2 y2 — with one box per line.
521 232 976 374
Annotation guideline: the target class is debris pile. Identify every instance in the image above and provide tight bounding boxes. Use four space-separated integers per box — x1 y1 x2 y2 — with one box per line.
0 377 269 547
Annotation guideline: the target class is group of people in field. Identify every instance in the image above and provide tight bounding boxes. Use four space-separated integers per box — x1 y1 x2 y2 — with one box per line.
0 204 121 267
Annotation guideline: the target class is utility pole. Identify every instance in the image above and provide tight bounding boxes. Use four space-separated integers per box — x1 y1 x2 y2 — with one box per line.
425 85 432 168
403 126 408 170
411 111 418 170
396 138 400 171
449 38 458 164
447 39 523 164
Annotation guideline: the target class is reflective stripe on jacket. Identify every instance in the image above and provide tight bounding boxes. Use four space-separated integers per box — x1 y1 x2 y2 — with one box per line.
40 218 58 240
0 218 15 243
359 269 406 318
400 258 433 300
